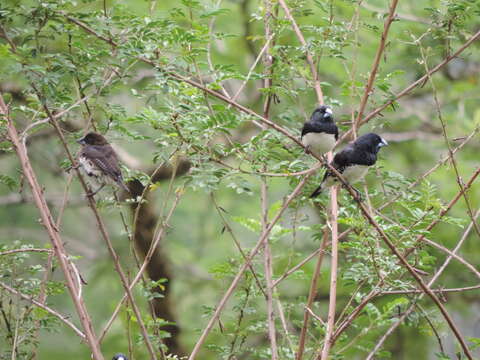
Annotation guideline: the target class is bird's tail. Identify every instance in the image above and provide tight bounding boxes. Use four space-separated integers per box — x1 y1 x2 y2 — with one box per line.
117 179 131 194
310 184 323 198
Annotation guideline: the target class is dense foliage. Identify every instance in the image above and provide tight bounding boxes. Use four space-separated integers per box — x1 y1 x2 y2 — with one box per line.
0 0 479 359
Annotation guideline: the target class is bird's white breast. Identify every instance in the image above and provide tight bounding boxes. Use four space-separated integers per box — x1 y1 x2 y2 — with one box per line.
78 156 110 187
341 165 370 184
79 156 101 177
302 132 336 157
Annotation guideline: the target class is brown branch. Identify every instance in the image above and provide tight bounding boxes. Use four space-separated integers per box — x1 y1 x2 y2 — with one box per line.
337 28 480 144
188 174 313 360
318 187 339 360
33 95 161 360
313 158 474 358
0 248 52 256
331 166 480 347
380 284 480 295
349 195 473 360
277 0 324 104
365 207 480 358
354 198 472 358
261 5 278 358
0 280 86 340
1 96 104 360
296 229 328 360
360 28 480 125
354 0 399 133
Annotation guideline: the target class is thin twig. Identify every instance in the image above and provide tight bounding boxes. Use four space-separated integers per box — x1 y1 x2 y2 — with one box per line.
99 191 182 342
318 187 339 360
296 228 328 360
354 0 399 133
35 96 159 360
2 96 103 360
277 0 324 104
0 280 86 340
261 5 278 357
0 248 52 256
188 174 313 360
341 28 480 141
365 208 480 358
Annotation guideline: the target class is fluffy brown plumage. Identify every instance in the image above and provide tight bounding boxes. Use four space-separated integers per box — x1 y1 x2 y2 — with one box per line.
77 132 130 194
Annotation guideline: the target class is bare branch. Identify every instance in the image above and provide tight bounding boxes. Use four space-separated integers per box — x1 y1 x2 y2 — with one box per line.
188 174 313 360
0 280 86 340
1 95 104 360
354 0 399 134
278 0 324 104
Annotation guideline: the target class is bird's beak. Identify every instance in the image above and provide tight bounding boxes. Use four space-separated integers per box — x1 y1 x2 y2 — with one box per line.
77 138 86 145
379 138 388 147
323 107 333 121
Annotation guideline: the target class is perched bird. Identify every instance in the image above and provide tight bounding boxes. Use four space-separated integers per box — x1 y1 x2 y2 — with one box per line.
301 105 338 157
310 132 388 198
77 132 130 195
112 354 128 360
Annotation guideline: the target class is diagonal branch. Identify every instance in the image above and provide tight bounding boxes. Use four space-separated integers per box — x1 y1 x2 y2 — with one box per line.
1 95 104 360
354 0 399 134
0 280 86 340
33 94 161 360
188 174 313 360
296 228 328 360
365 207 480 359
358 28 480 125
277 0 324 105
317 160 474 359
338 28 480 144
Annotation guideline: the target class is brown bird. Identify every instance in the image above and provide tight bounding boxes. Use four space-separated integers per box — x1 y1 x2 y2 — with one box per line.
76 132 130 195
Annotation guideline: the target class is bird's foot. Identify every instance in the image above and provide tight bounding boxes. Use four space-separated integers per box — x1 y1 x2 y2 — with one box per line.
65 164 80 173
85 184 105 198
352 187 363 202
304 145 311 155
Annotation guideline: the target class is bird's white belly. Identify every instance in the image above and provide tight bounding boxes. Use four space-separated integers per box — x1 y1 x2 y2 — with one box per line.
78 156 109 186
322 165 370 190
302 132 336 157
341 165 370 184
79 157 101 177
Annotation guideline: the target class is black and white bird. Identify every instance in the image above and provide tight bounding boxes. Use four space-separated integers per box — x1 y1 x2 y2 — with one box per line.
301 105 338 157
112 354 128 360
310 132 388 198
77 132 130 195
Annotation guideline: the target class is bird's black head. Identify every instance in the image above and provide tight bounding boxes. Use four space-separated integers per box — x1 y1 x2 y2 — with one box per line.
77 132 109 146
354 133 388 154
310 105 334 123
112 354 128 360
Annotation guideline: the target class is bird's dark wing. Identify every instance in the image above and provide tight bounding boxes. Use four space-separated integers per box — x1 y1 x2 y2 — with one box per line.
319 143 375 185
301 122 338 137
80 145 123 182
333 144 377 169
312 142 376 198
